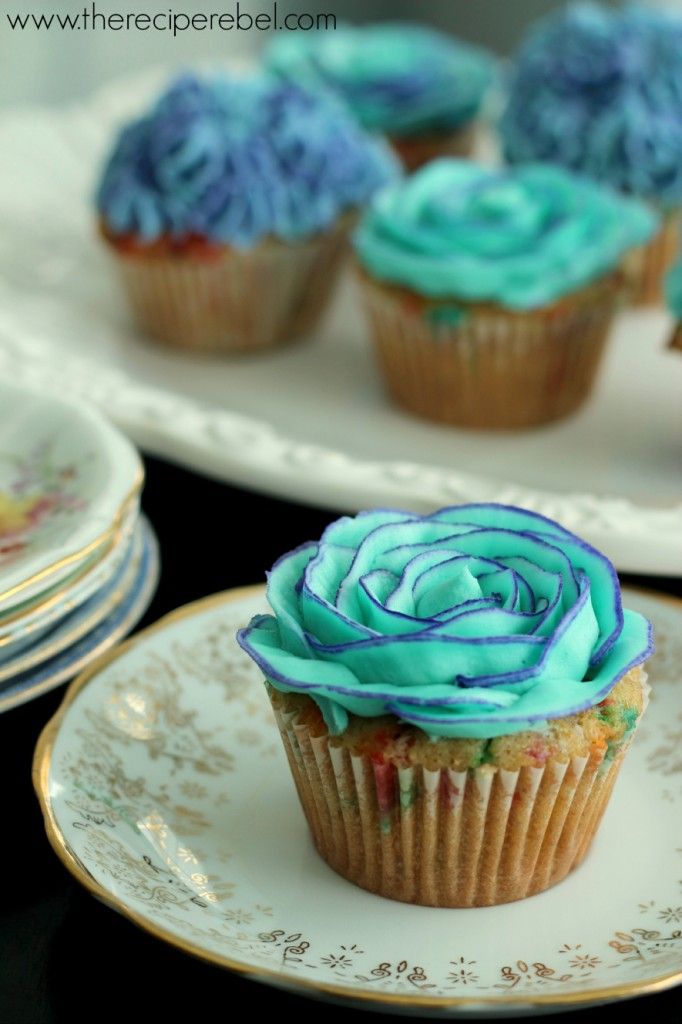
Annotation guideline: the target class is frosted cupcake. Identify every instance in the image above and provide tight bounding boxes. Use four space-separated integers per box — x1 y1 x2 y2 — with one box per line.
266 23 494 171
501 3 682 305
354 159 657 429
97 73 397 352
237 504 652 908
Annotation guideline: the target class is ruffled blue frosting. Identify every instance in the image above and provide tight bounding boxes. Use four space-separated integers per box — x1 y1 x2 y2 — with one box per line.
97 72 398 246
354 159 657 309
237 504 653 739
266 23 494 137
501 3 682 207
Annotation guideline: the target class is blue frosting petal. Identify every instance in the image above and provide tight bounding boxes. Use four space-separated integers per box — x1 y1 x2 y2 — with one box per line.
236 503 653 739
97 72 399 246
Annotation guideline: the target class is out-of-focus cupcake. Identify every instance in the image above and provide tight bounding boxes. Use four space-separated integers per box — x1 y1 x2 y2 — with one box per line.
237 503 653 908
664 259 682 352
96 73 397 352
501 3 682 305
353 159 657 430
265 23 494 172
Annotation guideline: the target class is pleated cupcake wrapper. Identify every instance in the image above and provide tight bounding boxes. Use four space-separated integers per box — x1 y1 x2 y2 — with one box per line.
359 272 625 429
388 121 477 173
273 705 642 908
625 210 680 307
668 322 682 353
110 220 352 353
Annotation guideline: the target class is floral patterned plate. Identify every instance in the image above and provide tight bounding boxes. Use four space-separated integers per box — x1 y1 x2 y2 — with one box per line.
0 382 142 612
34 586 682 1017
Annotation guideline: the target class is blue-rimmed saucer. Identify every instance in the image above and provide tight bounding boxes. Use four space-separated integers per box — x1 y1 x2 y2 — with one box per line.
0 517 159 712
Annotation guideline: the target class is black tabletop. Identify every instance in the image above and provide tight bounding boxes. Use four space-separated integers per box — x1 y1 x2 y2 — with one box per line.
1 456 680 1024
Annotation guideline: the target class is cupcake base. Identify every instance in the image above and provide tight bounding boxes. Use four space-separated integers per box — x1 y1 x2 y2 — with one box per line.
388 122 477 173
626 210 680 307
359 270 625 429
107 219 352 353
269 669 647 908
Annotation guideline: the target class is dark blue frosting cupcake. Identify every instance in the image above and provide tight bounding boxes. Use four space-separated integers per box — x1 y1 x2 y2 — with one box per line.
501 3 682 208
97 72 398 247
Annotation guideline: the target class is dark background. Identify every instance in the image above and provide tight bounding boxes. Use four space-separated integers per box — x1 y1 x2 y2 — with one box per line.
1 455 680 1023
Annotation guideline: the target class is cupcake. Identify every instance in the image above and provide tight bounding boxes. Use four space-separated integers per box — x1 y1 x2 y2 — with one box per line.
664 259 682 352
501 3 682 305
353 159 657 429
265 23 494 171
237 504 652 908
97 73 397 352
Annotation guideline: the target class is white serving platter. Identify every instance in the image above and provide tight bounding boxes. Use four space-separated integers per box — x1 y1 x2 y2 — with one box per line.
0 70 680 575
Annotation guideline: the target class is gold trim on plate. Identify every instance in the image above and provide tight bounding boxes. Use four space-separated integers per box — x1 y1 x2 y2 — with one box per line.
0 523 158 713
32 585 682 1011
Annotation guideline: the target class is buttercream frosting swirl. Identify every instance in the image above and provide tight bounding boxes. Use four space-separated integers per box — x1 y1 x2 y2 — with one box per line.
237 504 653 740
97 72 398 246
665 258 682 319
266 23 494 137
353 159 656 308
501 3 682 207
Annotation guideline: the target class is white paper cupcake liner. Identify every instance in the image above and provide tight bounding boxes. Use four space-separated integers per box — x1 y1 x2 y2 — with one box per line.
359 271 625 429
109 219 352 353
272 689 646 908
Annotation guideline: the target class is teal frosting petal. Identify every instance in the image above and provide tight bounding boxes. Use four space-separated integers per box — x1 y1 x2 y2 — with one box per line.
354 160 659 309
236 504 653 739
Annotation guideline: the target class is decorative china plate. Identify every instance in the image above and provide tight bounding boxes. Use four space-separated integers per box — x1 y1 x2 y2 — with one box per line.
0 501 139 659
0 383 142 611
34 584 682 1016
0 518 158 712
0 73 680 576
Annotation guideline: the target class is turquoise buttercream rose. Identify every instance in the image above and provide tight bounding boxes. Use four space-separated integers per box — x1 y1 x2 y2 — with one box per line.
354 160 658 308
266 23 494 137
237 505 653 740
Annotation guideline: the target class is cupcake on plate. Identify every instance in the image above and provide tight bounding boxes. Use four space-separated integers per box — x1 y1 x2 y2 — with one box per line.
501 3 682 305
237 503 652 908
265 23 495 171
96 72 397 352
353 159 657 429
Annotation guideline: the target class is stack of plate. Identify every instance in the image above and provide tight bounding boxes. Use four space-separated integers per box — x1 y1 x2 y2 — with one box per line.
0 383 159 712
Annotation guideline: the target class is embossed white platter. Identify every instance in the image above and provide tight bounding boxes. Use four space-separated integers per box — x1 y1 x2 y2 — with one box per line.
34 584 682 1016
0 72 681 576
0 382 142 612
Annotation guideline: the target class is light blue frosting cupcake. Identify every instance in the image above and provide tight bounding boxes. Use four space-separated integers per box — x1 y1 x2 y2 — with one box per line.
501 3 682 208
353 159 658 309
265 22 495 137
237 504 653 739
97 72 398 246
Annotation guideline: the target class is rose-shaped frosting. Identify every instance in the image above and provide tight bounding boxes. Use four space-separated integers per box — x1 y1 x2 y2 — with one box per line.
96 72 398 246
265 23 494 137
237 505 652 740
353 159 657 308
501 3 682 207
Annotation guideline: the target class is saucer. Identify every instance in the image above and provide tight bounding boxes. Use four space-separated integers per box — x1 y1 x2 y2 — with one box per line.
0 382 142 611
34 585 682 1016
0 518 158 712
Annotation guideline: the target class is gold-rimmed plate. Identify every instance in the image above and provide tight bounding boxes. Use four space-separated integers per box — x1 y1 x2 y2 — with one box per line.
0 382 142 612
33 585 682 1016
